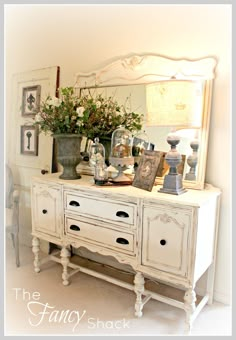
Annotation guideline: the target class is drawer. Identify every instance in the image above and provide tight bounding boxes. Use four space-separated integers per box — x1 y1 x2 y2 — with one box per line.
65 192 136 227
142 205 191 277
65 216 134 254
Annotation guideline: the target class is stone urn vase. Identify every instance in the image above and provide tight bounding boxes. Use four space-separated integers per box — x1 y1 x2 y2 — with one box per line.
53 134 82 180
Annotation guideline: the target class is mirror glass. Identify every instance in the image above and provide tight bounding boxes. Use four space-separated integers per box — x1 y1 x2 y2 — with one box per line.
75 54 217 189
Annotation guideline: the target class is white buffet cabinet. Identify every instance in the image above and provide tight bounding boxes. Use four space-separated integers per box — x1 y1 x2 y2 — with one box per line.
31 173 221 334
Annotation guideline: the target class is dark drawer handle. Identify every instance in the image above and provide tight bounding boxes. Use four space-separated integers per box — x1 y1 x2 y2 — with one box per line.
69 200 80 207
160 239 167 246
116 211 129 218
42 209 47 214
70 224 80 231
116 237 129 245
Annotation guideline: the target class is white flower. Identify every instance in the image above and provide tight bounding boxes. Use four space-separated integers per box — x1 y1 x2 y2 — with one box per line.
47 97 62 107
71 116 77 120
76 120 83 127
76 106 85 117
96 101 101 108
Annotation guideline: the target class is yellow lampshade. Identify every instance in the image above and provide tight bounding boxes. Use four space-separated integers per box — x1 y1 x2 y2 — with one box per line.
146 80 205 128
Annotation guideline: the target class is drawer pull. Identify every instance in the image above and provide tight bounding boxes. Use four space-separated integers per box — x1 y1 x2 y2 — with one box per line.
116 237 129 245
42 209 47 214
160 239 167 246
69 200 80 207
116 211 129 218
70 224 80 231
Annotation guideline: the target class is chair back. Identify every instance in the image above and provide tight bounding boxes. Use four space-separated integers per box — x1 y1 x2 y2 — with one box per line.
6 164 14 209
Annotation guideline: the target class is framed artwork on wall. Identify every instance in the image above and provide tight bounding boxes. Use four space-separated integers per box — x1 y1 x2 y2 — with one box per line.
20 125 39 156
132 150 162 191
21 85 41 116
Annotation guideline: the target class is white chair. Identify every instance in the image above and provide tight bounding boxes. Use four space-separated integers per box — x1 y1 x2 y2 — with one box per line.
5 164 20 267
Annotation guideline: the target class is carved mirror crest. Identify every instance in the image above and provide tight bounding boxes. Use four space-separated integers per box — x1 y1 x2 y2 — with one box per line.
74 54 217 189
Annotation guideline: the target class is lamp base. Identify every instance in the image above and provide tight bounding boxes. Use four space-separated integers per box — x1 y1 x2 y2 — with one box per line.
159 174 187 195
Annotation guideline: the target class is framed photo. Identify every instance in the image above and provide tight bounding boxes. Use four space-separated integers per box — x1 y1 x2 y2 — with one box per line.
21 85 41 116
132 150 162 191
20 125 39 156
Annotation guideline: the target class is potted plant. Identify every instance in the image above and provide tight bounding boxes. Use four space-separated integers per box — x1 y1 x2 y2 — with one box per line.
34 87 144 178
34 87 87 180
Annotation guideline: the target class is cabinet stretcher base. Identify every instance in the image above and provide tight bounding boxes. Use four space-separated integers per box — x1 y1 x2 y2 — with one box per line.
32 239 209 335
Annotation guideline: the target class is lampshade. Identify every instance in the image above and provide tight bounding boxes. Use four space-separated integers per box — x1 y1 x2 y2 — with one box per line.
146 80 205 128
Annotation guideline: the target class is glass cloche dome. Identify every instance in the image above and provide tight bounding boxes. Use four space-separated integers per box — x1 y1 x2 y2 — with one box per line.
89 137 105 168
109 126 134 183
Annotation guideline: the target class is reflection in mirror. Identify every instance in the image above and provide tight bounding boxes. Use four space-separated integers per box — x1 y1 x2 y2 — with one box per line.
75 54 217 189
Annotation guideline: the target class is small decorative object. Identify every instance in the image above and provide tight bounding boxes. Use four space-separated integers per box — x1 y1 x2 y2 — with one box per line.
132 130 150 172
185 140 199 181
20 125 39 156
94 162 108 185
89 137 106 169
132 130 149 157
132 150 162 192
159 132 187 195
109 126 134 184
22 85 41 116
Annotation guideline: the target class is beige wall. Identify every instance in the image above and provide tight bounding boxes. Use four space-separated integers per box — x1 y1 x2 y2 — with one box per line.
5 4 232 304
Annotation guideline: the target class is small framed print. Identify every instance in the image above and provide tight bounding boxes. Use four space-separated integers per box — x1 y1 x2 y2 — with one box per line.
22 85 41 116
132 150 162 191
20 125 39 156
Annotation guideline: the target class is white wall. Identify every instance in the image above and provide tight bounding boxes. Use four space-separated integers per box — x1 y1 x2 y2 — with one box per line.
5 4 231 304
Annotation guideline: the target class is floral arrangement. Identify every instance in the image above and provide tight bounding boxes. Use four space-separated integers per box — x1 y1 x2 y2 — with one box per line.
34 87 84 134
78 92 143 140
34 87 143 138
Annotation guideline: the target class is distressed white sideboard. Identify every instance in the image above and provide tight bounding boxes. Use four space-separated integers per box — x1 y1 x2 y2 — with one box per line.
31 173 221 334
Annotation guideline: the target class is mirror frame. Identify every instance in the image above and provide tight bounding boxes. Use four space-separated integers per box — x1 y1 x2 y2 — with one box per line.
74 53 217 189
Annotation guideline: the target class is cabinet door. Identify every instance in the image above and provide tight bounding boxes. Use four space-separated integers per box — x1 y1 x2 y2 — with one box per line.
32 183 62 239
142 205 192 277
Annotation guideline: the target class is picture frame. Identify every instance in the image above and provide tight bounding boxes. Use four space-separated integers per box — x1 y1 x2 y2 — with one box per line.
132 150 162 191
20 125 39 156
21 85 41 116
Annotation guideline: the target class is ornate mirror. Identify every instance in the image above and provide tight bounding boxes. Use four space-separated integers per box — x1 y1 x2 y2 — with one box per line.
74 54 217 189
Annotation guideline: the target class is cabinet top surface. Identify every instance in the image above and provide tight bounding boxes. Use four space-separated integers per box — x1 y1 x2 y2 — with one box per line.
32 173 221 207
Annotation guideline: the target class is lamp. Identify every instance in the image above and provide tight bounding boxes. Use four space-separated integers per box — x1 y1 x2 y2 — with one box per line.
146 79 204 195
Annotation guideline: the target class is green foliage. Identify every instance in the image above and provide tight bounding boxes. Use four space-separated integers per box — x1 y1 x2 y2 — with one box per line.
34 87 143 138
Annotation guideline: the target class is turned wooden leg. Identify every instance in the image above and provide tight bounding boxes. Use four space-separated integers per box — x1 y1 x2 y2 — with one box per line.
134 272 145 317
61 246 70 286
32 237 40 273
184 286 196 335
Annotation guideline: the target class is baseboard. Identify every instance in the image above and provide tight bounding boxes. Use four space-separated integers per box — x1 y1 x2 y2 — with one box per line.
195 286 231 305
213 290 232 305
